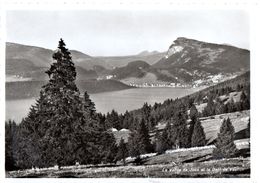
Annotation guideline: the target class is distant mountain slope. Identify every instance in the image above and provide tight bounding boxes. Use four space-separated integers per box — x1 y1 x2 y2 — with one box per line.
110 60 179 85
137 50 161 56
152 37 250 82
189 71 250 100
70 50 112 70
111 60 151 79
97 51 165 68
104 38 250 85
6 42 111 80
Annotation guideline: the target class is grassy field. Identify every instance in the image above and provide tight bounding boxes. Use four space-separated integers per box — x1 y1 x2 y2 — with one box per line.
7 139 250 178
200 110 249 144
7 157 250 178
155 110 250 144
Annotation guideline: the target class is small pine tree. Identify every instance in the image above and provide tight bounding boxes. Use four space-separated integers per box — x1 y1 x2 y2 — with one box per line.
188 104 198 146
122 110 132 129
215 97 225 115
155 128 171 154
96 113 106 130
227 98 236 113
202 95 215 117
191 119 206 147
190 104 198 122
240 91 247 101
138 119 153 154
213 118 238 158
128 130 140 157
99 131 118 164
105 110 121 130
240 91 250 110
128 119 153 157
116 138 127 165
5 120 19 171
83 91 96 117
171 110 189 148
246 118 250 138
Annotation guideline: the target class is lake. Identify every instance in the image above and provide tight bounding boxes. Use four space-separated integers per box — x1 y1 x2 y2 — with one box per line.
6 87 200 123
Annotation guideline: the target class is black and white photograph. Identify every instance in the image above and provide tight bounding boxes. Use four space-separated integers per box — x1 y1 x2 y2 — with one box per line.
2 2 255 179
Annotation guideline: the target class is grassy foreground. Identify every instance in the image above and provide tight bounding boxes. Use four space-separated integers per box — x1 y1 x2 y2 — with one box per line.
7 156 249 178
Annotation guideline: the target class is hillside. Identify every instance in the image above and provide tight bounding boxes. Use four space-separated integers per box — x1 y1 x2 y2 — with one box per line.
154 110 249 144
117 70 250 142
111 60 151 79
112 110 249 146
152 37 249 83
6 42 111 81
109 72 250 151
188 71 250 101
97 51 165 68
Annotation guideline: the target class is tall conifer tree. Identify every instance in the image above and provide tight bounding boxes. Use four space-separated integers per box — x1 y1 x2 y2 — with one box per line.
171 108 189 148
191 119 206 147
18 39 108 168
116 138 128 165
188 104 198 146
213 118 238 158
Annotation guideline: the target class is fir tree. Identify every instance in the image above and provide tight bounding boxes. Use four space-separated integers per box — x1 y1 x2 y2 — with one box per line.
191 118 206 147
227 98 236 113
83 91 96 117
190 104 198 122
155 126 172 154
116 138 128 165
18 39 104 168
202 95 215 117
246 118 250 138
240 90 247 101
96 112 106 130
105 110 121 130
122 110 132 129
213 118 238 158
17 92 46 168
128 119 153 157
128 130 140 157
5 120 19 171
138 119 153 154
240 90 250 110
171 110 189 148
215 98 225 115
142 102 154 130
188 104 198 146
99 131 118 164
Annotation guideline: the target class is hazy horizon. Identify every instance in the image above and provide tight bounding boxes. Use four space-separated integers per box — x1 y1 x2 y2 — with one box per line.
6 10 249 56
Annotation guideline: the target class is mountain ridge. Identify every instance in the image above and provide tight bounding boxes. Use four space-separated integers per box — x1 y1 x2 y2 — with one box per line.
6 42 112 81
6 37 250 87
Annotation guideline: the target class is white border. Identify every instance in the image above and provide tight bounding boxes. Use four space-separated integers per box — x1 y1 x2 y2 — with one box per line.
1 0 260 183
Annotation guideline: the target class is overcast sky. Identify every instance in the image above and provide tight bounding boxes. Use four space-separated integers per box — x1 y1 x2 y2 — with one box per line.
6 10 249 56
